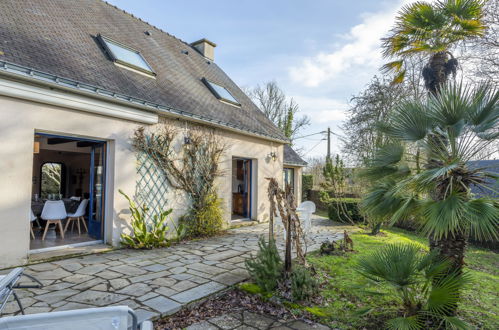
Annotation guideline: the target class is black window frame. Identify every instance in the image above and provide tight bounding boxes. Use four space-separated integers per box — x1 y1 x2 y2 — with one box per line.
202 78 241 106
97 34 156 76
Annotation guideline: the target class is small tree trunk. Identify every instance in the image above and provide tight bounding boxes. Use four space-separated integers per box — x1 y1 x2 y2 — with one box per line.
285 215 292 272
371 222 381 235
427 52 449 95
429 233 467 275
429 232 467 317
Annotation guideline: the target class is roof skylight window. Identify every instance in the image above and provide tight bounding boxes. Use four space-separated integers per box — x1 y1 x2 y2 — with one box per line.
202 78 240 106
98 35 155 76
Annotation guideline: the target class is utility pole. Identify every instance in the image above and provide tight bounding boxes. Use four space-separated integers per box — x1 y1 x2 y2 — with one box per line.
326 127 331 160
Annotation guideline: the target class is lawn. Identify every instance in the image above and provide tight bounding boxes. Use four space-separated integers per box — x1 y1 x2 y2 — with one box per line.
306 228 499 329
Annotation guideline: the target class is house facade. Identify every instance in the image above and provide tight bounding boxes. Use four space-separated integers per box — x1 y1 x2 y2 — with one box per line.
0 0 306 268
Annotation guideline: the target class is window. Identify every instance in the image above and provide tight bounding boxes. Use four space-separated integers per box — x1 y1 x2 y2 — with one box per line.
283 168 295 192
40 162 64 199
98 35 155 75
202 78 240 106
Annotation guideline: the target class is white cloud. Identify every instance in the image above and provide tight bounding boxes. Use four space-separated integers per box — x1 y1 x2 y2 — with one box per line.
289 0 414 87
292 95 349 122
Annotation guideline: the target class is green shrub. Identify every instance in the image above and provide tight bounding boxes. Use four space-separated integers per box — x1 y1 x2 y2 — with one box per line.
302 174 313 201
245 237 283 292
119 190 171 249
184 192 224 238
328 199 363 223
290 266 318 301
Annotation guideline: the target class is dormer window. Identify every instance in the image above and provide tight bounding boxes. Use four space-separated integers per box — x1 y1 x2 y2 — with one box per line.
202 78 240 106
98 34 155 76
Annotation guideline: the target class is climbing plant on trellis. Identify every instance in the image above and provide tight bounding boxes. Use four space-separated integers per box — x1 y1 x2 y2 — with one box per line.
135 152 169 222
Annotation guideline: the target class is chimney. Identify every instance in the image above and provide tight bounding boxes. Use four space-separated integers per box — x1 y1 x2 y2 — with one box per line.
190 38 217 61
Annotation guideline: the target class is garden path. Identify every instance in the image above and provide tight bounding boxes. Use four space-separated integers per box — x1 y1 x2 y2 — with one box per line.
1 216 342 324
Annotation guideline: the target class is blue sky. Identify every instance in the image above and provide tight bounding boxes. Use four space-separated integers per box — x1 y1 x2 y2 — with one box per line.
108 0 414 159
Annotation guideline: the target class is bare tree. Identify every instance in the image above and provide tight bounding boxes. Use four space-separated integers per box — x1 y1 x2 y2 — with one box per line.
461 0 499 84
248 81 310 143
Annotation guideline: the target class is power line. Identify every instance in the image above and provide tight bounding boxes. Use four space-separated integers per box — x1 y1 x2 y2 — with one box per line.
302 138 326 156
294 131 326 140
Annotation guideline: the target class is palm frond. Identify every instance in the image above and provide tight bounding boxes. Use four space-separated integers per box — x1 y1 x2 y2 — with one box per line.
386 316 422 330
440 315 471 330
356 244 423 288
420 193 467 240
427 271 471 316
464 198 499 241
379 101 433 141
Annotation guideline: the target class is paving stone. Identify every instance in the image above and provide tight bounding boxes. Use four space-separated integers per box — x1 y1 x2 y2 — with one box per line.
59 262 83 272
212 271 247 285
34 268 72 280
170 282 226 303
65 274 94 284
109 278 130 290
205 250 244 261
137 292 159 302
170 273 192 281
187 263 226 275
135 309 159 324
76 264 108 275
36 289 79 304
68 290 128 306
117 283 152 296
150 277 176 287
53 302 95 311
91 284 109 291
143 264 168 272
169 266 187 274
72 278 104 290
129 270 171 283
186 320 219 330
96 270 122 280
109 264 147 276
23 306 52 314
43 282 74 291
143 296 181 315
28 263 59 272
174 280 198 292
155 287 177 297
243 311 274 329
208 314 242 329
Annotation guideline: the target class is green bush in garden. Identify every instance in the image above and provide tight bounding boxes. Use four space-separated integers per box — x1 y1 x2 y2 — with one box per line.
119 190 171 249
291 265 318 302
245 236 283 292
328 199 363 223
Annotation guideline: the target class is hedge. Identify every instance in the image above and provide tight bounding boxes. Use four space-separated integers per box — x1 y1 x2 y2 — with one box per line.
327 199 364 223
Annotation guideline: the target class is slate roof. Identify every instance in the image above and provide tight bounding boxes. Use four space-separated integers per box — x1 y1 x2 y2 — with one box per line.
0 0 287 142
283 144 307 167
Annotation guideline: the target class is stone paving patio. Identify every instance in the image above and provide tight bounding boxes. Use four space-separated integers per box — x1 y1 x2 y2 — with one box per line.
185 311 330 330
2 216 341 324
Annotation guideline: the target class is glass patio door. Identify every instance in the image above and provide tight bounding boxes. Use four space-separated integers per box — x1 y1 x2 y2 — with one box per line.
88 143 106 239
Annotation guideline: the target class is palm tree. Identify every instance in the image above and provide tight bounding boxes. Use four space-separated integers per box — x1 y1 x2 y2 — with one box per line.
382 0 485 94
361 82 498 278
356 243 470 329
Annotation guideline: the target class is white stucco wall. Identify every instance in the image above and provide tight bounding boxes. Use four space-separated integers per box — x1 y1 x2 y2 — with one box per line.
0 88 284 268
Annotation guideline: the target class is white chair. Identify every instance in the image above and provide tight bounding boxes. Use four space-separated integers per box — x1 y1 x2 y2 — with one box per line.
64 199 88 235
40 201 67 240
30 210 37 240
297 201 316 234
0 306 152 330
1 267 42 315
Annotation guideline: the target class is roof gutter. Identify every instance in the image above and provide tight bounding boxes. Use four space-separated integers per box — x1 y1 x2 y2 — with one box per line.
0 60 289 144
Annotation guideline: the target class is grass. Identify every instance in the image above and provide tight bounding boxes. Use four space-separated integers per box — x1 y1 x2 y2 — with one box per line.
306 227 499 329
